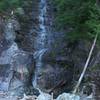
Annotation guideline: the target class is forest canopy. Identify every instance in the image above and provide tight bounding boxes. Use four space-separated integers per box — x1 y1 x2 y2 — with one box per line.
0 0 100 41
0 0 23 12
54 0 100 41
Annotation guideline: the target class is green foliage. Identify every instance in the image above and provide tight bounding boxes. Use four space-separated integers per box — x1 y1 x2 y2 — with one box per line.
54 0 100 41
0 0 23 12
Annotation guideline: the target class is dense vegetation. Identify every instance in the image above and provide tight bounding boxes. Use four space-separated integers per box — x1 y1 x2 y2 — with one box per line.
1 0 100 42
0 0 23 12
54 0 100 41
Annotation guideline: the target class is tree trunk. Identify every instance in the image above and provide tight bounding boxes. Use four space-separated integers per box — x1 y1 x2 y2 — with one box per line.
73 33 98 94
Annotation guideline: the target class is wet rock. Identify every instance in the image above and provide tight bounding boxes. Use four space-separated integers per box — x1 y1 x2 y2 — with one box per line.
56 93 80 100
40 39 97 97
0 0 36 96
0 17 9 54
42 50 70 63
42 51 56 62
0 43 34 95
0 16 20 53
4 19 16 43
0 43 18 64
11 19 20 32
10 53 34 96
36 63 73 96
37 92 51 100
10 50 34 88
0 64 11 91
15 0 38 52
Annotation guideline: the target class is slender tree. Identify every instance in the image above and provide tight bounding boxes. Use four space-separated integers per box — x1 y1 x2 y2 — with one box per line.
73 33 98 94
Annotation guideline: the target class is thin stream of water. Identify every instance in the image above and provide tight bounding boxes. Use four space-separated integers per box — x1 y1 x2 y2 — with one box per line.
33 0 47 89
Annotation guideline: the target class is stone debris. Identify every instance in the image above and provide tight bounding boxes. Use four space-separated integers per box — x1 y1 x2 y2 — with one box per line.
56 93 80 100
0 92 93 100
19 92 93 100
20 94 37 100
36 92 52 100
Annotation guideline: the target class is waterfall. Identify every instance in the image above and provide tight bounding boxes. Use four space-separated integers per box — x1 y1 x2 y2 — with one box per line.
33 0 47 88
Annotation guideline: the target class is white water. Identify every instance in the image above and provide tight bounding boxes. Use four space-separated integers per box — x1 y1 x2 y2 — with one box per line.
33 0 47 88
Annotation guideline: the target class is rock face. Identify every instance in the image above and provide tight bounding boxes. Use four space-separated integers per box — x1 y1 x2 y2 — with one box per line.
36 63 73 93
0 44 34 91
0 0 41 96
0 45 34 93
8 49 34 93
1 1 74 97
35 40 92 95
0 0 100 98
0 14 34 96
15 0 38 52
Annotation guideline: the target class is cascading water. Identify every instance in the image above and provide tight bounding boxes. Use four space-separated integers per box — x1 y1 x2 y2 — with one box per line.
33 0 48 88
